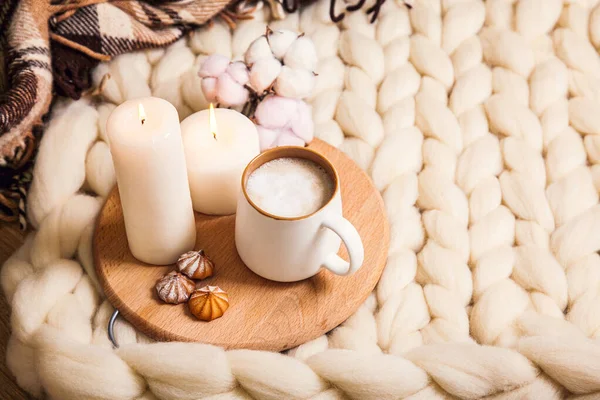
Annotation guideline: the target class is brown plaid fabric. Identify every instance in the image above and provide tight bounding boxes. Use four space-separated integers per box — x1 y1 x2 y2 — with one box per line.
0 0 230 228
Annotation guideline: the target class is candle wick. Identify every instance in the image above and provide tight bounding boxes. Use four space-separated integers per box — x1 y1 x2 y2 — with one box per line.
141 118 145 125
212 132 217 140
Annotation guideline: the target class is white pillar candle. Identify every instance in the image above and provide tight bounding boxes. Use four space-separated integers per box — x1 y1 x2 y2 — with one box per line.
181 105 260 215
106 97 196 265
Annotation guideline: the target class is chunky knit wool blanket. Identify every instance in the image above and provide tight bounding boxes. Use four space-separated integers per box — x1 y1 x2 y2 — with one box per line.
4 0 600 398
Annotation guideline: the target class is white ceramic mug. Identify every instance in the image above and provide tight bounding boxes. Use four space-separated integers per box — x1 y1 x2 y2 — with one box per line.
235 146 364 282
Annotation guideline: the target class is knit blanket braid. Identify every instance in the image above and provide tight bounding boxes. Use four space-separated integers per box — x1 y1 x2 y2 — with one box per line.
4 0 600 398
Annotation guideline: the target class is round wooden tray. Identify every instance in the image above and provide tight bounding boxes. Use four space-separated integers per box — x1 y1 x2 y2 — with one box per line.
94 139 389 351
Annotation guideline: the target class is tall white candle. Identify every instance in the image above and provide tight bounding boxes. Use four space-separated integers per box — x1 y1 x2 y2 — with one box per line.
107 97 196 265
181 105 260 215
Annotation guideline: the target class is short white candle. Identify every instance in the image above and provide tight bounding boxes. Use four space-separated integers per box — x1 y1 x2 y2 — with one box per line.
106 97 196 265
181 105 260 215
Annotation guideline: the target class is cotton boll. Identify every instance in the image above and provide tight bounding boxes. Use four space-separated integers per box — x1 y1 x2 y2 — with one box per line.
290 100 314 142
257 126 279 150
255 95 298 128
276 130 306 147
201 77 218 103
275 66 315 98
217 73 250 107
245 36 273 65
284 36 318 70
227 61 250 85
268 29 298 59
255 96 314 150
250 58 282 93
199 54 231 78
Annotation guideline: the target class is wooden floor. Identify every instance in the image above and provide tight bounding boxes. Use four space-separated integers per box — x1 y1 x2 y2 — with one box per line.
0 224 31 400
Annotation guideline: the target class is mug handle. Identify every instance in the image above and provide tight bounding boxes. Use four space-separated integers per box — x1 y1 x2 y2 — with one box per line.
321 216 364 276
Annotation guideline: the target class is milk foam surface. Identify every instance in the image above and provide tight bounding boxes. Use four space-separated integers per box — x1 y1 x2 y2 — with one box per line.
246 157 335 218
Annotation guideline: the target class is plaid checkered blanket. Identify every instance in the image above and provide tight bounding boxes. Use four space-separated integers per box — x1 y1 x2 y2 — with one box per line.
0 0 230 227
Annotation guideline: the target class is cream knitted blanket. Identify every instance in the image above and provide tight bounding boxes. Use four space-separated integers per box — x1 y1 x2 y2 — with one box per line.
4 0 600 398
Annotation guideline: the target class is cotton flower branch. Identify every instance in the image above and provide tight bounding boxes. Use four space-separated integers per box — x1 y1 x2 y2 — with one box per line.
254 95 314 151
198 28 317 150
245 27 317 98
